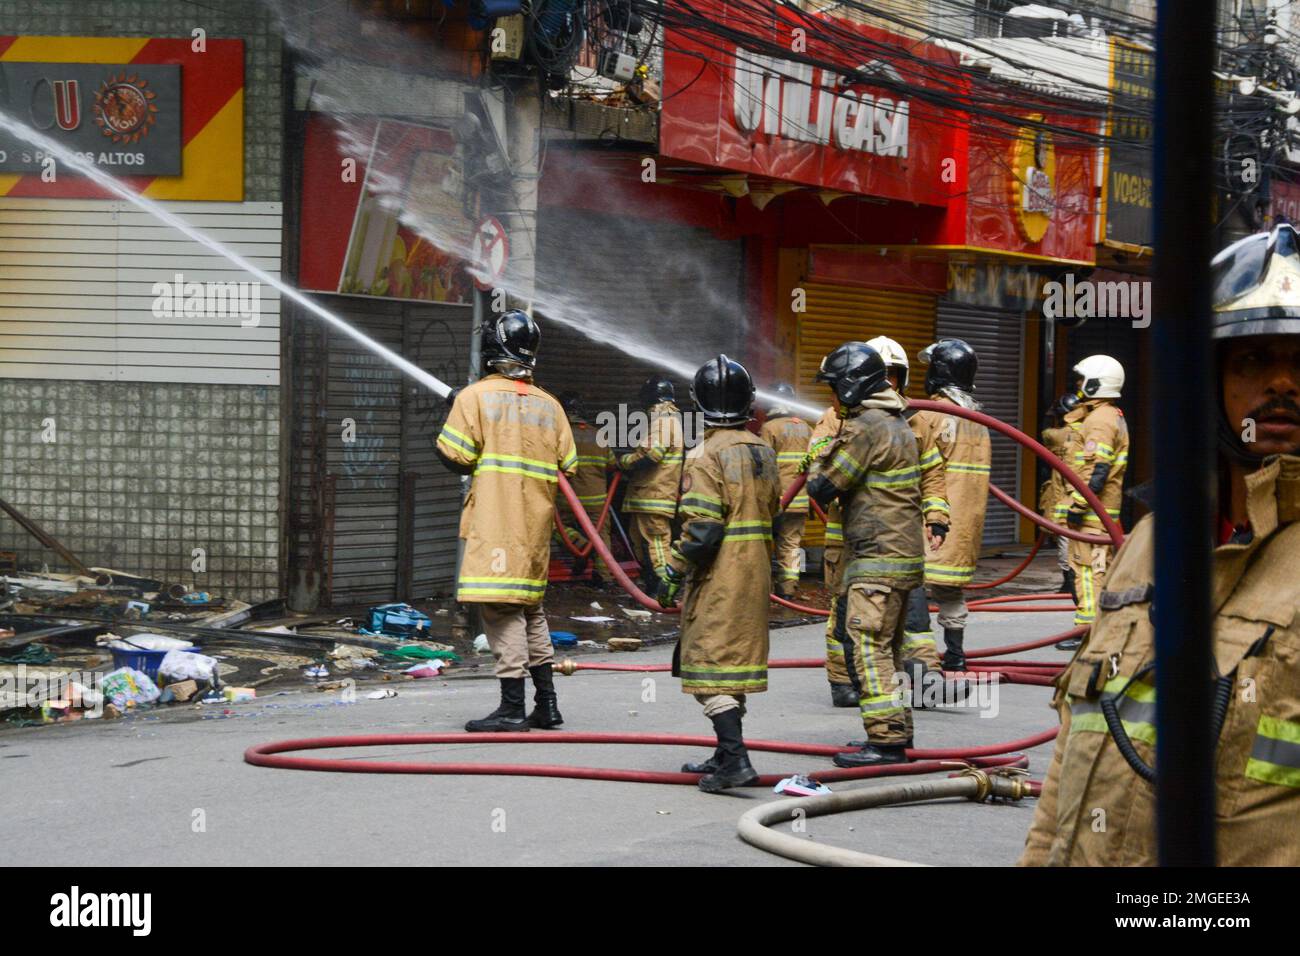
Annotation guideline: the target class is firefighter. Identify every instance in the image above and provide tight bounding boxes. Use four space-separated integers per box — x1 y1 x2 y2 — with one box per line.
865 335 949 683
760 383 813 597
555 391 614 582
806 342 948 767
1040 392 1080 599
1057 354 1130 633
1021 224 1300 865
806 403 855 707
435 311 578 732
618 376 684 585
905 338 991 673
657 355 781 793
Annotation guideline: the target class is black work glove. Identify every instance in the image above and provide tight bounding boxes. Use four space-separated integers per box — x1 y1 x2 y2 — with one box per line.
656 565 685 610
445 387 459 408
927 523 948 549
1066 505 1087 529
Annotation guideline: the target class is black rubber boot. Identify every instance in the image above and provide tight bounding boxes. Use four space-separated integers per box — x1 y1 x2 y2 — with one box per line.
698 709 759 793
682 748 723 774
526 664 563 729
833 740 912 768
465 677 530 733
942 627 966 671
829 682 858 708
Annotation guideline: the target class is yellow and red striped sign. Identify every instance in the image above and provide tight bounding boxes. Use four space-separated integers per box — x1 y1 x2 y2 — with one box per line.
0 36 244 200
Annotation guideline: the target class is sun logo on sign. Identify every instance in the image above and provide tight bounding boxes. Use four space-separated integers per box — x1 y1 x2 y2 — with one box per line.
93 73 158 144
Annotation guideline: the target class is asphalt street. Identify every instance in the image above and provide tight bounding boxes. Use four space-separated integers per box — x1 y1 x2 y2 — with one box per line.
0 603 1075 866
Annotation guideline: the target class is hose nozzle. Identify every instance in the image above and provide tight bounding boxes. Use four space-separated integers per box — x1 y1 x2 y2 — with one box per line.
555 658 578 677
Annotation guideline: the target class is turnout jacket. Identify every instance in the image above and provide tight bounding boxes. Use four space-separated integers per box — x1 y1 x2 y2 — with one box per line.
1022 455 1300 866
811 389 925 591
436 374 577 604
1057 399 1129 529
667 427 782 696
809 407 844 585
910 395 990 587
619 400 685 516
562 418 613 523
761 414 813 514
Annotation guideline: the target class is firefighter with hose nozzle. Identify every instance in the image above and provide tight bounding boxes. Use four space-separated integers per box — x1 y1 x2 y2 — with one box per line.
435 311 578 734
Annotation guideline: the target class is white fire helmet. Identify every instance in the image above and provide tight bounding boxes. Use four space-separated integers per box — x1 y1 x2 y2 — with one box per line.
865 335 909 391
1073 354 1124 400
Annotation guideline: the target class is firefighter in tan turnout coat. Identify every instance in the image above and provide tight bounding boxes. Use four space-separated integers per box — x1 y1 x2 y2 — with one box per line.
436 311 578 733
759 383 813 598
619 377 685 584
906 339 991 672
555 391 614 577
657 355 781 793
807 342 949 768
808 405 856 706
1022 224 1300 865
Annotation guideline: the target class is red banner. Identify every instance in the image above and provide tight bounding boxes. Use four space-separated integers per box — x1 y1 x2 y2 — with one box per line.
659 0 961 206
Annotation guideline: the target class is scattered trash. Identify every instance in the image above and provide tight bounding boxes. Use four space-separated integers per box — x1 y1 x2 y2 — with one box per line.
383 645 458 662
304 664 329 679
223 687 256 703
473 633 490 653
164 679 200 703
102 633 195 652
621 607 652 621
366 688 397 700
773 775 833 797
123 600 150 618
607 637 642 652
570 615 616 624
656 810 671 815
100 667 161 710
577 640 599 648
366 603 432 638
404 660 446 678
180 591 211 605
550 630 578 646
589 602 603 610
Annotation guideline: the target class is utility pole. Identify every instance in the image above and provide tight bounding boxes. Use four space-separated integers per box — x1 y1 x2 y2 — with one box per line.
1152 0 1218 866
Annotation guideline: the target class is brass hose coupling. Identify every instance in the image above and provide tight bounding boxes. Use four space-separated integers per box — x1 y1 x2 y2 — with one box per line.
555 658 578 677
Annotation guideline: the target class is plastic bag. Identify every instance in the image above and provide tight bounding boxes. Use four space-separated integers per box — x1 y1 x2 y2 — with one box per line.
158 650 218 683
100 667 161 709
106 633 194 652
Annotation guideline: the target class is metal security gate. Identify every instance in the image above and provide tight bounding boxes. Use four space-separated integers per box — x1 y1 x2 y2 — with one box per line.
795 281 938 547
533 208 744 418
795 283 938 399
287 296 473 609
936 300 1026 547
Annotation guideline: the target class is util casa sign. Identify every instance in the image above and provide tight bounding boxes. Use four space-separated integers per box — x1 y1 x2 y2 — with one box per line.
731 51 910 157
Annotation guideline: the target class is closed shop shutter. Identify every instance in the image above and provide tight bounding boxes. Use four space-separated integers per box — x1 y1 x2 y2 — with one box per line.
532 208 743 420
936 301 1026 547
288 296 472 607
795 281 938 546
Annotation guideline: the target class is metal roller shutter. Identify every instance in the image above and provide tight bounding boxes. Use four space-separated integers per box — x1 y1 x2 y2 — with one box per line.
796 283 938 402
935 301 1027 547
795 282 938 547
288 297 472 608
533 208 743 419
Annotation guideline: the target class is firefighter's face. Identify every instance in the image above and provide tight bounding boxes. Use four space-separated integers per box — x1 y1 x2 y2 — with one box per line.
1222 335 1300 457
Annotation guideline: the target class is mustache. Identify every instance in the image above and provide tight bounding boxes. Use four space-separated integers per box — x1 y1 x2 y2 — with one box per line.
1247 396 1300 421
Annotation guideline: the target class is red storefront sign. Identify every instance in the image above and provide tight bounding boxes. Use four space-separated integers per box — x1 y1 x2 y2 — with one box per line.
659 0 962 206
1268 179 1300 228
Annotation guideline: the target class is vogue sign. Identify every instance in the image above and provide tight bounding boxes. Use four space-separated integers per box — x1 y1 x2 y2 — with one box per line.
731 52 910 158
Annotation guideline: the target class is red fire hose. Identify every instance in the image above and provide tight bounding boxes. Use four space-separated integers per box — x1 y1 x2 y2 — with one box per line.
553 472 622 558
